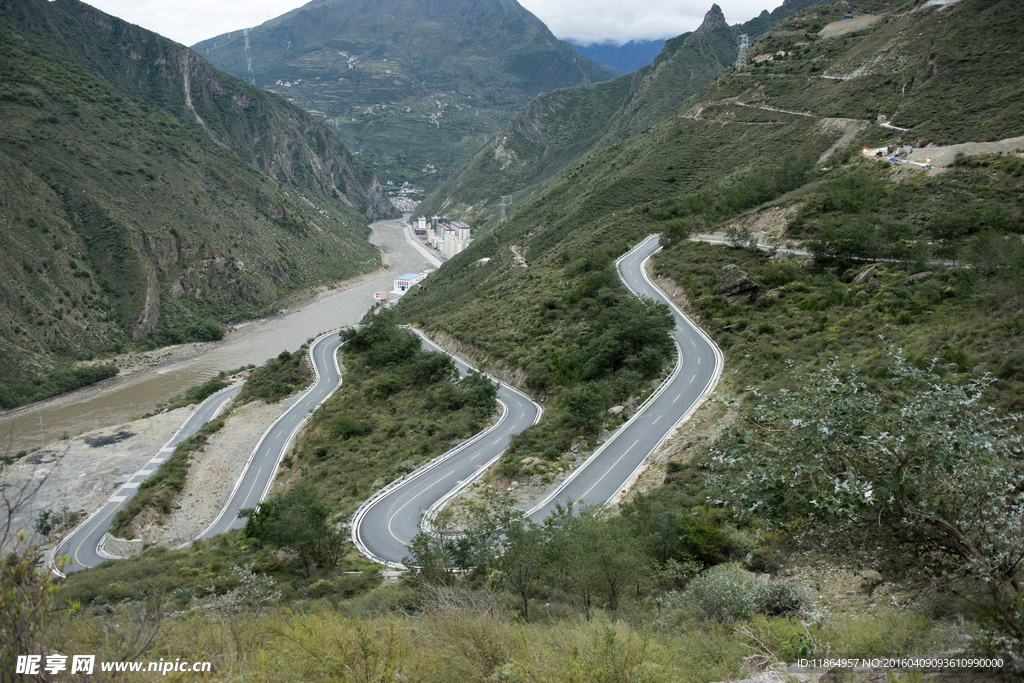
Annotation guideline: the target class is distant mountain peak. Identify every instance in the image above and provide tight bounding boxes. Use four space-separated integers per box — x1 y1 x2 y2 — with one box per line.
698 4 728 33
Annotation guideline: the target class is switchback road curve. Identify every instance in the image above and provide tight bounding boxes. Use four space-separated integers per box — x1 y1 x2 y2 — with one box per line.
527 234 723 521
350 331 543 567
53 382 242 575
352 234 722 566
197 331 345 540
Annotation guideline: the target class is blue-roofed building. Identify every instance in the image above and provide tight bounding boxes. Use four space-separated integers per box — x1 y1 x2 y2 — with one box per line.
393 272 428 294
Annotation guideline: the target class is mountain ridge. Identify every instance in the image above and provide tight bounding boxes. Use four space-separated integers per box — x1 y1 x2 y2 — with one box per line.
193 0 616 193
0 0 394 405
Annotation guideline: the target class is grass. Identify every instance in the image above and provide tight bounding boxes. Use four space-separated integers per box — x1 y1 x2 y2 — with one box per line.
52 580 973 683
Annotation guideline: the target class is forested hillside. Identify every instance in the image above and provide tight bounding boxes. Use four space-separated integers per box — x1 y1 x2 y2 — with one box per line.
194 0 615 192
417 0 832 224
0 0 394 406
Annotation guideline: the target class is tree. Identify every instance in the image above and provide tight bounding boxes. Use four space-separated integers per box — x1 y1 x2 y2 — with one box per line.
468 494 546 622
543 504 603 620
242 481 343 576
708 350 1023 650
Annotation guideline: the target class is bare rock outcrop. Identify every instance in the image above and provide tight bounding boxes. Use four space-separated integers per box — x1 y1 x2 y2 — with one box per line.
716 264 760 304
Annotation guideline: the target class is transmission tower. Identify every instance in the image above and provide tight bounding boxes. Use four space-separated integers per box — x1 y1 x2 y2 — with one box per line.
244 28 255 85
735 34 750 70
499 195 512 223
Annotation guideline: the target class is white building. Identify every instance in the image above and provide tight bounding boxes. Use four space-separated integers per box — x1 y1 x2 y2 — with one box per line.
393 272 426 293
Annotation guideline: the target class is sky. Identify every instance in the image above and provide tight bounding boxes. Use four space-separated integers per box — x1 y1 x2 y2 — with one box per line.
81 0 785 47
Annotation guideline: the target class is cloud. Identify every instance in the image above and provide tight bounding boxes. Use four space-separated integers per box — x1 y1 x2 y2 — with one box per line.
519 0 786 45
84 0 784 48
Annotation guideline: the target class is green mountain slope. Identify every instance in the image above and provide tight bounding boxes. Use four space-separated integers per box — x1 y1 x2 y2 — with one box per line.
0 0 394 406
417 0 830 223
396 0 1024 470
193 0 615 193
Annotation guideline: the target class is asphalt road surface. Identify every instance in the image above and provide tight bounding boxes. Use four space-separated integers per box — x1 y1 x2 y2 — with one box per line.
527 234 723 521
350 330 542 567
53 382 242 575
352 234 722 566
197 331 345 540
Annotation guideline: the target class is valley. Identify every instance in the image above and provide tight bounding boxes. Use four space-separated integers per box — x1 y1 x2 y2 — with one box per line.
2 0 1022 679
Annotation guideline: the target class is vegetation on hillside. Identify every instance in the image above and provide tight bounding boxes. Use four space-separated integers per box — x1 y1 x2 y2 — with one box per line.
195 0 615 191
237 347 312 405
0 0 388 403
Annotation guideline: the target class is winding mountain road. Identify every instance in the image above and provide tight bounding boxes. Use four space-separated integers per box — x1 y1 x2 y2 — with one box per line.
197 331 345 540
528 234 722 521
57 234 721 574
351 234 723 566
350 331 543 567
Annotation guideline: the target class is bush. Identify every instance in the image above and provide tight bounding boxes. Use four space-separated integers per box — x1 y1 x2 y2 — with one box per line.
675 563 811 622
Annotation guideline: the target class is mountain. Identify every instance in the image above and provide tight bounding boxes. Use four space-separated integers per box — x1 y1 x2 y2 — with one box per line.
417 1 829 223
569 40 667 75
0 0 395 406
396 0 1024 459
193 0 616 194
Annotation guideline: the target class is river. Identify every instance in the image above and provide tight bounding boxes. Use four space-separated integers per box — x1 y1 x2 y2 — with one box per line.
0 216 436 455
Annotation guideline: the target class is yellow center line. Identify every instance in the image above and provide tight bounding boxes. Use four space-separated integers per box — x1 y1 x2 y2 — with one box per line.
470 453 481 461
577 439 639 503
690 339 696 347
239 467 263 510
388 470 456 546
698 356 701 365
690 374 696 383
521 412 524 419
652 415 661 426
672 393 681 403
73 503 120 568
493 438 501 445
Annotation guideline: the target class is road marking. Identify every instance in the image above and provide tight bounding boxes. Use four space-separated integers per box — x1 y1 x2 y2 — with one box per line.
690 340 696 348
690 374 696 383
387 470 455 547
652 415 661 426
73 503 121 568
521 412 524 419
672 393 681 404
517 401 522 407
159 447 174 453
493 438 501 445
470 453 481 461
122 482 140 489
698 356 701 365
138 469 154 475
239 467 263 510
577 439 639 503
110 495 127 503
150 457 166 464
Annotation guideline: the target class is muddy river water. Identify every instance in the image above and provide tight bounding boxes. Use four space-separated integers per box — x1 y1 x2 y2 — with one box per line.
0 217 436 454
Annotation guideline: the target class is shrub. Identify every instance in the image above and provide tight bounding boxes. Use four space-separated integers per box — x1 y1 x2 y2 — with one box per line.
675 563 811 623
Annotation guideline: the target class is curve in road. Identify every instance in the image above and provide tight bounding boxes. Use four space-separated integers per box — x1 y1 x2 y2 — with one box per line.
527 234 723 521
197 330 345 541
351 234 723 567
53 381 242 576
350 331 543 567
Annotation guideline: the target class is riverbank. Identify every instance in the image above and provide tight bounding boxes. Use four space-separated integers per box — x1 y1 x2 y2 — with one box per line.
0 216 425 454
